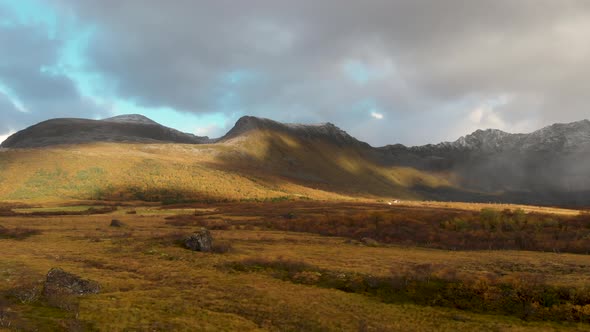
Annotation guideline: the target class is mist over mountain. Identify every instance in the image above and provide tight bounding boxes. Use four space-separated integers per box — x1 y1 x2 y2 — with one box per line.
379 119 590 205
1 114 589 206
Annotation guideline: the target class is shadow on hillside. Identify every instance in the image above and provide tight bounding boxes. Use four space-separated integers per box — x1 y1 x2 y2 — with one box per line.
89 186 234 204
208 134 590 207
210 132 445 200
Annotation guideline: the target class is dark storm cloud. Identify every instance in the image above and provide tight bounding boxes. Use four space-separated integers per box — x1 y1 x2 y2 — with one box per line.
4 1 590 145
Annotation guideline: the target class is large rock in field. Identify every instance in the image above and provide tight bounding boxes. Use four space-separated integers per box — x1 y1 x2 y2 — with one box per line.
43 268 101 297
185 228 213 252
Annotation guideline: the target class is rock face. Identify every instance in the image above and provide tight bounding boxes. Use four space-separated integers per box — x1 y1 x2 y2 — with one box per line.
43 268 100 297
184 228 213 252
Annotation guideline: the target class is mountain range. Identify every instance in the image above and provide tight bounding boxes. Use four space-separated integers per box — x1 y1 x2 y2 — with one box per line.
1 115 589 206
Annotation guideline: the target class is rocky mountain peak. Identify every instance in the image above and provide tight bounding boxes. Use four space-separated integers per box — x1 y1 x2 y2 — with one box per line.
452 128 512 150
523 119 590 150
102 114 159 125
222 116 366 147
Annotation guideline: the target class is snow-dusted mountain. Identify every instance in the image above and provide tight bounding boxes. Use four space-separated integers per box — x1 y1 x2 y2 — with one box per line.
385 119 590 153
378 119 590 204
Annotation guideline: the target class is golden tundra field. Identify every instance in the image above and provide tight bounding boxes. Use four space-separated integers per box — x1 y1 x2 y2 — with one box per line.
1 200 590 331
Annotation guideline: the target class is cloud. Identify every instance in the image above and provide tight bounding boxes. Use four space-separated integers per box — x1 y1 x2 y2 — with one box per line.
0 132 12 145
194 124 225 138
0 1 111 136
370 111 384 120
2 1 590 145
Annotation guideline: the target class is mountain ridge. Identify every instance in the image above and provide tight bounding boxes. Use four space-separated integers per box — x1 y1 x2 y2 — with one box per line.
219 115 370 148
0 115 211 148
383 119 590 152
2 113 589 152
2 114 590 206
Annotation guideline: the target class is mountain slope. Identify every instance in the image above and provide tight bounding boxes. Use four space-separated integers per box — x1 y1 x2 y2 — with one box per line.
378 120 590 205
0 115 453 203
1 115 589 205
0 114 210 148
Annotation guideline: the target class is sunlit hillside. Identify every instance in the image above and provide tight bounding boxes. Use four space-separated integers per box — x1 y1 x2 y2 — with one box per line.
0 129 455 203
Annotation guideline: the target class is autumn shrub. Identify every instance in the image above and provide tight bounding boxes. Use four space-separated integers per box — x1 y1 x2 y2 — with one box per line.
211 240 233 253
227 258 590 322
23 206 117 216
0 208 17 216
0 226 41 240
165 215 231 230
246 206 590 253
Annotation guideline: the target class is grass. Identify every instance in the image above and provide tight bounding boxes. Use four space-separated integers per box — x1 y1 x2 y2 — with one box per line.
12 206 99 213
0 201 589 330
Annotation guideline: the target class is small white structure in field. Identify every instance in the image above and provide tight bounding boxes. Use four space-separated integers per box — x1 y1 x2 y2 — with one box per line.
387 200 401 205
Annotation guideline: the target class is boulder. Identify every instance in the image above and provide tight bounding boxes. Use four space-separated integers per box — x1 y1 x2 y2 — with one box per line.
43 268 100 297
185 228 213 252
110 219 125 227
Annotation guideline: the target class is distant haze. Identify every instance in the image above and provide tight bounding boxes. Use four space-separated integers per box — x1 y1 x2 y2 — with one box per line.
1 1 590 145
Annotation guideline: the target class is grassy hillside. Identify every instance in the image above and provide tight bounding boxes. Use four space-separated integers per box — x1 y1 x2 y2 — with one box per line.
0 130 454 203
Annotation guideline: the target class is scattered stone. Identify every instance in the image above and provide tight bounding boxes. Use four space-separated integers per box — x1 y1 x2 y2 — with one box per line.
360 237 379 247
184 228 213 252
110 219 125 227
43 268 100 297
344 239 361 245
451 314 469 322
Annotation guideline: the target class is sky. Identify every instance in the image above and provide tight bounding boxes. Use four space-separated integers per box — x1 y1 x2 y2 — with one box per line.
1 0 590 147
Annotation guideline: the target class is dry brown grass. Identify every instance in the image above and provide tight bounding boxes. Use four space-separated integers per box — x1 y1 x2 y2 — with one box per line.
0 201 589 331
396 200 581 216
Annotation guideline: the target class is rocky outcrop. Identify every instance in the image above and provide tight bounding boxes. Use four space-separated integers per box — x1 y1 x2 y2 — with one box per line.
43 268 100 297
382 119 590 154
184 228 213 252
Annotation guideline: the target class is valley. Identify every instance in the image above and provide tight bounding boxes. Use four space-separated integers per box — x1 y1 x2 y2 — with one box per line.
1 201 590 331
1 115 590 331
